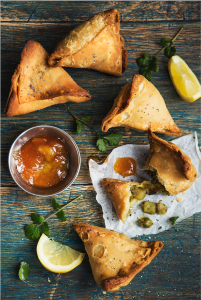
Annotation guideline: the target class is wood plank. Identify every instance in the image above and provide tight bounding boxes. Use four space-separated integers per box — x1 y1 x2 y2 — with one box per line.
1 187 200 299
1 22 200 186
1 1 200 22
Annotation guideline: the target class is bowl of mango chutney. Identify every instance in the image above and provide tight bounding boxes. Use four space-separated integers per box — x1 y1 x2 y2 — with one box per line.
8 125 81 196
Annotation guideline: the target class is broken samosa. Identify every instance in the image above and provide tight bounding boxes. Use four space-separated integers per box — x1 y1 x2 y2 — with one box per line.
101 74 181 136
5 40 91 117
73 222 163 292
144 129 197 195
101 178 157 223
48 9 127 76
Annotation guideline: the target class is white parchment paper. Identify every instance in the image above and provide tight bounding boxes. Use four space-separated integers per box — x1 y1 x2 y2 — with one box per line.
89 132 201 237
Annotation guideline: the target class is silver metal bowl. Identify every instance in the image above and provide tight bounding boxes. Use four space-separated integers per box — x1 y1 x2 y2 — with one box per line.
8 125 81 197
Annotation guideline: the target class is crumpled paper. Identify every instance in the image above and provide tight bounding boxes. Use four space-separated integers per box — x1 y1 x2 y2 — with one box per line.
89 132 201 237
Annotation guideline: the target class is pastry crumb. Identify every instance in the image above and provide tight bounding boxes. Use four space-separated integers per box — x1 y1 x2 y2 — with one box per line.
182 191 186 195
176 197 182 202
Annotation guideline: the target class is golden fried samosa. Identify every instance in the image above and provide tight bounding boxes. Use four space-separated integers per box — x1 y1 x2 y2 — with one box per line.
73 222 163 292
101 74 181 136
101 178 156 223
5 40 91 117
48 9 127 76
144 129 197 195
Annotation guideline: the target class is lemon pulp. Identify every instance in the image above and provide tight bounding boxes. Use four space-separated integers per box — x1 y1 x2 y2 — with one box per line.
37 234 85 273
168 55 201 102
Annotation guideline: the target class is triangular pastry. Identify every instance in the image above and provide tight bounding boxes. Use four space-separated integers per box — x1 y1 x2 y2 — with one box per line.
73 223 163 292
101 74 181 136
101 178 158 223
5 40 91 117
144 129 197 195
48 9 127 76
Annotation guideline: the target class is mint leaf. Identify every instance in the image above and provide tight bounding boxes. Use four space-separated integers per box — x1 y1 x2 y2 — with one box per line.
40 222 49 236
104 133 122 146
56 210 66 222
31 213 44 224
25 224 40 240
96 138 108 152
19 262 30 281
160 38 170 47
169 216 179 225
52 198 61 211
164 46 176 58
76 120 82 134
81 115 93 122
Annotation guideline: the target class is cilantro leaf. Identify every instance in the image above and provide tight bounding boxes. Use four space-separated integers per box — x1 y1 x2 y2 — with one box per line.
169 216 179 225
19 262 30 281
81 115 93 122
56 210 66 222
40 222 49 236
76 120 82 134
140 67 152 81
52 198 61 211
96 138 108 152
164 46 176 58
160 38 171 47
31 213 44 224
25 224 40 240
104 133 122 145
137 53 152 67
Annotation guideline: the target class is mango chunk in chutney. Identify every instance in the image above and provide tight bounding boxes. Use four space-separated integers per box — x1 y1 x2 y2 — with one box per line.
15 134 68 188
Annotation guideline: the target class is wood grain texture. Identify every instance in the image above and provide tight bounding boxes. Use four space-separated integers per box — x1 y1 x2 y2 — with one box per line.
1 1 201 300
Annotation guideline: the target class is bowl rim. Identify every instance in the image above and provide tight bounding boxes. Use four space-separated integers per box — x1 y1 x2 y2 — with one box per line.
8 125 81 197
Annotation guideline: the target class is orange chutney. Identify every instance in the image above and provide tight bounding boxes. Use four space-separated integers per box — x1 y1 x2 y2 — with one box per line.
14 134 68 188
114 157 137 177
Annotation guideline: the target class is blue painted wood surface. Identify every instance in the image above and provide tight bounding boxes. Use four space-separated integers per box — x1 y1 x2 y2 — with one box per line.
1 2 201 299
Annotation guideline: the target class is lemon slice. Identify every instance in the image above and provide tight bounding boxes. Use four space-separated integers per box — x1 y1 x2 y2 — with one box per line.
168 55 201 102
37 234 85 273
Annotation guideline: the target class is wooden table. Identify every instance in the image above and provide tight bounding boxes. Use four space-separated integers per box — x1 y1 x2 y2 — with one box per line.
1 2 200 299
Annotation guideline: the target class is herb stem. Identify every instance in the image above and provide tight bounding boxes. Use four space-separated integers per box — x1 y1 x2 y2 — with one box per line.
39 195 82 226
155 26 185 57
68 109 99 136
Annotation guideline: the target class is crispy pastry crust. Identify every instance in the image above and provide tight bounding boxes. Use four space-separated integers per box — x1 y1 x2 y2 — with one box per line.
73 223 164 292
144 129 197 195
101 74 181 136
5 40 91 117
48 9 127 76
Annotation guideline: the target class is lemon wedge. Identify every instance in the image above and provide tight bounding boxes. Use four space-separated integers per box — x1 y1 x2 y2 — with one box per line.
37 234 85 273
168 55 201 102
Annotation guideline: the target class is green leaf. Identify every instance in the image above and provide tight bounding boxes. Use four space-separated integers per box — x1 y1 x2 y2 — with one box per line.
52 198 61 211
96 138 108 152
152 56 158 63
160 37 170 47
40 222 50 236
31 213 44 224
169 216 179 225
25 224 40 240
150 62 159 72
164 46 176 58
19 262 30 281
137 53 152 67
56 210 66 222
81 115 93 122
104 132 122 146
76 120 82 134
140 67 152 81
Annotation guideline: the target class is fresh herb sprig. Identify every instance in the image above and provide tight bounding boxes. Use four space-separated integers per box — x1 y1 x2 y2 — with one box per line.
169 216 179 225
19 262 30 281
137 27 185 81
24 195 82 240
68 109 122 152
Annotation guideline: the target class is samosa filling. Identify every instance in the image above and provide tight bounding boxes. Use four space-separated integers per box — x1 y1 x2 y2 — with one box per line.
144 167 170 196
